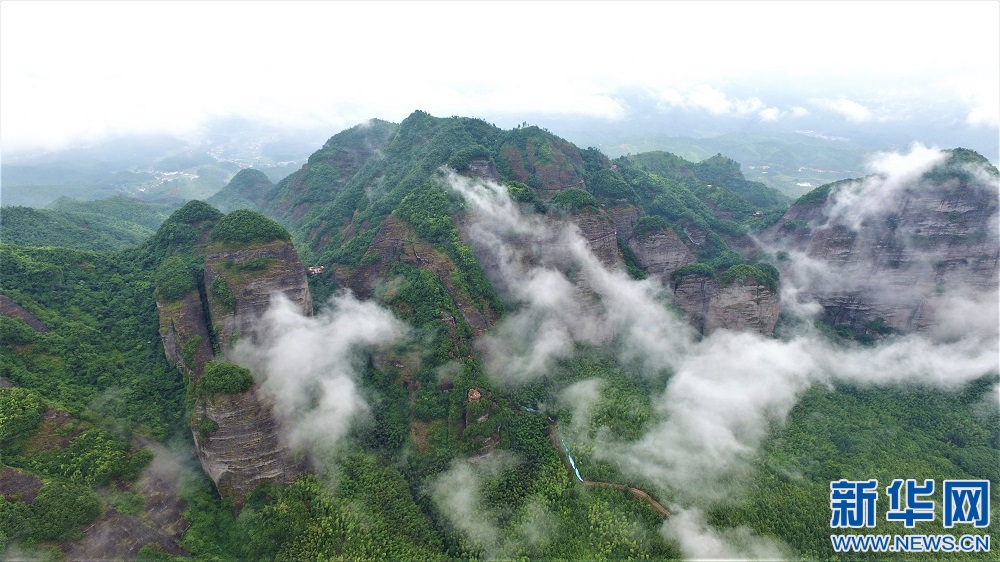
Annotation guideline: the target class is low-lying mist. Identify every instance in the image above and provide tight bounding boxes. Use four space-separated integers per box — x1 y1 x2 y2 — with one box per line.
234 291 406 460
445 152 999 558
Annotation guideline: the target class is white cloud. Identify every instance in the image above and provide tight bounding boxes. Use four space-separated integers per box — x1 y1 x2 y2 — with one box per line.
233 292 406 458
447 161 998 557
663 508 792 560
656 85 783 121
812 97 875 122
954 78 1000 128
4 2 994 150
824 142 947 229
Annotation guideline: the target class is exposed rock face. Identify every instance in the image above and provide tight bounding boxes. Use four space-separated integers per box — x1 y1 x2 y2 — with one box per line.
156 291 214 386
344 215 498 337
192 390 306 503
0 294 48 333
63 446 191 560
570 211 622 269
605 205 642 240
156 238 312 508
499 133 588 200
627 228 696 284
0 466 42 503
761 152 999 334
466 157 501 183
203 240 313 350
672 276 781 336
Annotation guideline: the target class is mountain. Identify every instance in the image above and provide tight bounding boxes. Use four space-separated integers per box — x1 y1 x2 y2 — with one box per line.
761 148 999 337
572 130 871 199
1 112 996 559
205 168 274 214
1 121 324 207
150 202 310 506
0 197 180 251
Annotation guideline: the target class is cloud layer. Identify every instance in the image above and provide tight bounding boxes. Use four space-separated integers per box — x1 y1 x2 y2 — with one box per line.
3 3 996 151
234 292 406 457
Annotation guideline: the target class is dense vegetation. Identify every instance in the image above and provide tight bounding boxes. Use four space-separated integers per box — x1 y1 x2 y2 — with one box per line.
1 113 995 560
0 196 178 251
208 209 290 246
200 362 254 395
206 168 274 214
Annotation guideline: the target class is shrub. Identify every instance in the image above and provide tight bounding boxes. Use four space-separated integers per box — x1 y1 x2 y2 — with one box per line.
719 263 779 291
587 168 638 202
181 335 203 367
669 263 716 285
632 216 670 237
154 255 197 301
0 387 45 444
209 210 290 246
506 181 546 213
200 362 254 394
171 200 224 225
549 188 598 213
210 276 236 309
231 257 271 272
447 144 491 172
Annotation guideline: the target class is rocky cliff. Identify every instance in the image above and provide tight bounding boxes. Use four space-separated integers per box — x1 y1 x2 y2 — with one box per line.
155 210 310 508
671 276 781 336
342 214 499 337
627 227 696 284
570 210 622 269
761 149 999 335
203 239 313 350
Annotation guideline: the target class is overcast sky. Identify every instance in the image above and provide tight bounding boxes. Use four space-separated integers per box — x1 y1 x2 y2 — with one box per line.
2 1 997 152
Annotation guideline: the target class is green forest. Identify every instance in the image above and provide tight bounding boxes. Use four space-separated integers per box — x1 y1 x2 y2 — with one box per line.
1 112 996 560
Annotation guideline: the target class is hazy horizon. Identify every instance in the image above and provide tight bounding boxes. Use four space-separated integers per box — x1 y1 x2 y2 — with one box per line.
2 1 997 159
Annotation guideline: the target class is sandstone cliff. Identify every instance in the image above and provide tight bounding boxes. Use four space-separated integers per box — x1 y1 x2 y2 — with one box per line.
342 214 498 337
671 276 781 336
761 149 999 334
627 227 696 284
203 239 312 350
155 221 311 508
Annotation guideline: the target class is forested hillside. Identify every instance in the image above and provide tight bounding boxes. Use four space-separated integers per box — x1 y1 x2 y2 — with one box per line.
1 112 996 560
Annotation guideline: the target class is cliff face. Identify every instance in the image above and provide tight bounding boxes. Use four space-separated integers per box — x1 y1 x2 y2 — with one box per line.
203 240 312 349
192 389 306 503
605 205 642 240
343 214 499 337
627 227 696 284
570 211 622 269
156 234 311 508
671 276 781 336
762 151 999 334
498 130 588 200
156 291 214 386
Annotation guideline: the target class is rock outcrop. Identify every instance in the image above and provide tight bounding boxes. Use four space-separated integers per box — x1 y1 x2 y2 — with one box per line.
203 240 312 350
343 214 498 337
761 150 999 334
605 205 642 240
672 276 781 336
627 227 696 284
498 130 588 200
0 294 49 333
570 211 622 269
155 221 311 508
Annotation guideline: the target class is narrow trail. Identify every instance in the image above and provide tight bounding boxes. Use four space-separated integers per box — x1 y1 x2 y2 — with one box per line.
540 413 672 518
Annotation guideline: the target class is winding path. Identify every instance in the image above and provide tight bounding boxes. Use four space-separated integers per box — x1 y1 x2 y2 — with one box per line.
541 414 672 518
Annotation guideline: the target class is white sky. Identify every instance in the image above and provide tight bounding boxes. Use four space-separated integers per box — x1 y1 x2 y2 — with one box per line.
2 0 998 151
